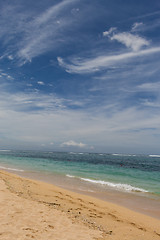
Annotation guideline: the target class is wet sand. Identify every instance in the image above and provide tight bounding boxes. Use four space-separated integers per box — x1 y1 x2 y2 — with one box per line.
0 170 160 240
14 169 160 220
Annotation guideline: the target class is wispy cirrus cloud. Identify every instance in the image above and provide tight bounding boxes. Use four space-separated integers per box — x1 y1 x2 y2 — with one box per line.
57 46 160 74
0 75 160 152
103 27 117 36
0 0 79 64
0 87 92 114
0 94 160 152
126 10 160 33
140 99 160 108
18 0 80 63
137 82 160 92
57 23 158 74
128 10 160 21
0 91 65 112
0 1 160 153
131 22 144 32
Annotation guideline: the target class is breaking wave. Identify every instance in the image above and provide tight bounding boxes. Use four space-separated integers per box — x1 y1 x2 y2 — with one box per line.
66 175 148 193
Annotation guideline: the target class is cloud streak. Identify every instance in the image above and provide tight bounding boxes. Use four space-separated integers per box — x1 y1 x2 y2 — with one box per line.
18 0 80 63
0 97 160 152
58 24 157 74
58 46 160 74
0 81 160 153
0 0 79 63
131 22 144 32
0 2 160 153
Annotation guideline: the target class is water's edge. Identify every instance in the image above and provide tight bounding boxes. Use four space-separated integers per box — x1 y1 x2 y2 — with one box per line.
0 150 160 219
2 168 160 220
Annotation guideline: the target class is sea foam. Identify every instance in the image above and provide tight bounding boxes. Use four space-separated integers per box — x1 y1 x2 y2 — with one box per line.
66 174 75 178
66 175 148 193
0 165 24 172
112 153 136 157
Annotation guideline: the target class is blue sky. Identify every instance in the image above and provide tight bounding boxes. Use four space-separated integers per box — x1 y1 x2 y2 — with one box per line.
0 0 160 153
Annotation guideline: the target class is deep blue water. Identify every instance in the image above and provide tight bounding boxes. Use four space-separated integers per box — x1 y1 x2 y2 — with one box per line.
0 150 160 196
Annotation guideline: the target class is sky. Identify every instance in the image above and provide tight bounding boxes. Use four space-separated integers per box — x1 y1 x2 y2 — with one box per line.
0 0 160 154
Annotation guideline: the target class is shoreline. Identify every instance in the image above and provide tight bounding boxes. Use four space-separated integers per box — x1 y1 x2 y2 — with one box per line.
4 167 160 220
0 170 160 240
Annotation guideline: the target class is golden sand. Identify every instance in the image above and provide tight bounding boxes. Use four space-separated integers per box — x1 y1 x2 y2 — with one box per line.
0 170 160 240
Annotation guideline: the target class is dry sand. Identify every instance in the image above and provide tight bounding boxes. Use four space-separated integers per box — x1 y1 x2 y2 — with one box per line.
0 170 160 240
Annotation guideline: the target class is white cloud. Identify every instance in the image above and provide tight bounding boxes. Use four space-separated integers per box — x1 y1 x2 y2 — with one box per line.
103 26 149 51
0 70 14 81
37 81 45 85
0 100 160 152
131 22 144 32
0 88 160 152
71 8 80 15
110 32 149 51
103 27 117 36
7 55 14 60
61 140 86 148
1 73 7 76
26 83 33 87
141 99 160 108
58 46 160 73
0 91 67 112
7 75 13 80
137 82 160 91
57 25 158 74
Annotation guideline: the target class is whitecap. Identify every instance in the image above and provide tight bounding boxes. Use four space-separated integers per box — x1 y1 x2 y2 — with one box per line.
149 155 160 158
112 153 136 157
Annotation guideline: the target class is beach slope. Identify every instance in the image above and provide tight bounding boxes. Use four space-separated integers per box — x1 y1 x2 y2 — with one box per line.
0 170 160 240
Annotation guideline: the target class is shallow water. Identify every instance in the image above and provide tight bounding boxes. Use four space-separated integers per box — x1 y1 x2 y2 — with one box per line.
0 150 160 219
0 150 159 195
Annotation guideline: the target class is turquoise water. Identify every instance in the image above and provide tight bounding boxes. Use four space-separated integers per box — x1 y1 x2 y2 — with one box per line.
0 150 160 196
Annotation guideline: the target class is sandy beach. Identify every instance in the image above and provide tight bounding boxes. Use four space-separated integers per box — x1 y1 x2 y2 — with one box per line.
0 170 160 240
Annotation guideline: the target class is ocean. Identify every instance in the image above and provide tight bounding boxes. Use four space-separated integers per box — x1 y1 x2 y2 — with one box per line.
1 150 160 218
0 150 159 196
